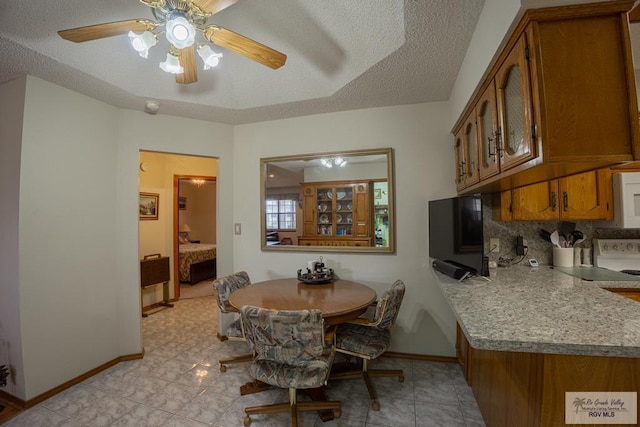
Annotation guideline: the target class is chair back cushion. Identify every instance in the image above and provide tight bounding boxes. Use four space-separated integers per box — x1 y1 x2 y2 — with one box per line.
212 271 251 312
375 280 405 330
241 306 325 365
241 306 334 389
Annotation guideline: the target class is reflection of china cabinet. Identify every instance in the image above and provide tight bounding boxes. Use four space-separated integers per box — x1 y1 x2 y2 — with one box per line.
452 2 639 194
299 181 372 247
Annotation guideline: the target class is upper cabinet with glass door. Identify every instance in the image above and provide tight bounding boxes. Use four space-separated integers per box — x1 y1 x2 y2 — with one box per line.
495 34 536 172
451 2 640 195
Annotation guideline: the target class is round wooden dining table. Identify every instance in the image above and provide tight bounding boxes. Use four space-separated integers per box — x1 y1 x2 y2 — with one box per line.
228 278 377 325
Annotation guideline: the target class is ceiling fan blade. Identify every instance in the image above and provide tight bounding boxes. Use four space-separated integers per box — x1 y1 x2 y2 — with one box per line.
203 26 286 69
176 46 198 84
58 19 156 43
192 0 239 15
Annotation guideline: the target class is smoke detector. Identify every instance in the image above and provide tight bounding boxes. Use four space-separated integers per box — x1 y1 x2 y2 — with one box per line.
144 100 160 114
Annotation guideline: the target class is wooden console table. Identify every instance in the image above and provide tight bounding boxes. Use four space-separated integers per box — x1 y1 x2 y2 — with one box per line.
140 254 174 317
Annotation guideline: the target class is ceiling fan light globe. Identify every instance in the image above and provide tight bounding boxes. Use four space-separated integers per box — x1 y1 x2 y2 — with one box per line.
197 45 223 70
159 52 184 74
128 31 157 58
165 15 196 49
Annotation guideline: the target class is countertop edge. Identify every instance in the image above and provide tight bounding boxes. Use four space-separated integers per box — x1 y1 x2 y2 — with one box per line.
431 261 640 358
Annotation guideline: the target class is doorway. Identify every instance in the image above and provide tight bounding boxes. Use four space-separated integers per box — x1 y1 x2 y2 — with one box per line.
138 151 217 313
173 175 217 299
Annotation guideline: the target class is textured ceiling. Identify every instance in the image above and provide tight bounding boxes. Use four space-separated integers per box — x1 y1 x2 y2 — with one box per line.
0 0 487 124
2 1 636 125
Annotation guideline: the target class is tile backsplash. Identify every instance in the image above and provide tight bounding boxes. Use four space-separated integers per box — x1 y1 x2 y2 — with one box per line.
482 194 640 266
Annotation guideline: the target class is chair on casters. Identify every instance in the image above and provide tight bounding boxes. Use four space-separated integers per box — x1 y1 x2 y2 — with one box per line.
240 305 341 427
212 271 254 372
330 280 406 411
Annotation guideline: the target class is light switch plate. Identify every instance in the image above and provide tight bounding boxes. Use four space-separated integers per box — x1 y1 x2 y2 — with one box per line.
234 223 241 235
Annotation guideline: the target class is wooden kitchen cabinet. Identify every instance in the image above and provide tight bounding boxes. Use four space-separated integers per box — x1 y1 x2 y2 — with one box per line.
497 169 613 221
300 181 372 246
454 112 480 191
456 322 471 384
606 288 640 303
494 33 536 173
452 1 639 195
477 80 500 180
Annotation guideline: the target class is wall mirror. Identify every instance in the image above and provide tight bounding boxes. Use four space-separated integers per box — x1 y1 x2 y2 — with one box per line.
261 148 395 253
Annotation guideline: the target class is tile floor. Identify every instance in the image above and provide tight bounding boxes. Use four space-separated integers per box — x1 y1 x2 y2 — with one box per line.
3 296 486 426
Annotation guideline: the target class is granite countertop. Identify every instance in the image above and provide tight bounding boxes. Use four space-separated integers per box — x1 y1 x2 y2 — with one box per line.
431 263 640 358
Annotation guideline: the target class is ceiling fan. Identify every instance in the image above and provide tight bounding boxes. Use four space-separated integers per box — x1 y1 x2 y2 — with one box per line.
57 0 287 84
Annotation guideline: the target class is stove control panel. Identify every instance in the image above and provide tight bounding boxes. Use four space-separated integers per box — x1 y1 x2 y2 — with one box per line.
594 239 640 255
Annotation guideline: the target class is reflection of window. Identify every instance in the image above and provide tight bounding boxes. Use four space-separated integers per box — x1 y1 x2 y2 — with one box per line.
265 194 297 230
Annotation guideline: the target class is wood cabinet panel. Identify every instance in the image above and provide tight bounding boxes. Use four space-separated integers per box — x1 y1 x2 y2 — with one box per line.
606 288 640 303
455 323 471 384
559 169 612 220
512 180 558 220
464 339 640 427
540 354 640 426
470 347 543 427
532 15 635 160
499 169 612 221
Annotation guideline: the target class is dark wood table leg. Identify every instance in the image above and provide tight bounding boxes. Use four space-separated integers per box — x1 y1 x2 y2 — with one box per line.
306 387 335 422
240 380 272 395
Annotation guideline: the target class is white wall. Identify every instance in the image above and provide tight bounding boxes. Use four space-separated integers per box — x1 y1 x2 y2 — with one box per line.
0 76 234 400
234 103 460 356
448 0 523 127
18 76 120 399
0 76 27 398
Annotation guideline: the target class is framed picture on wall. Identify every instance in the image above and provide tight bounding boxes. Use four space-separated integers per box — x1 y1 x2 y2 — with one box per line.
178 196 187 210
374 189 382 199
139 192 159 220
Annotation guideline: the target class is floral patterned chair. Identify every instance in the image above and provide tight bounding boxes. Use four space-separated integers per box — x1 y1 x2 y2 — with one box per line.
240 305 341 426
212 271 254 372
330 280 406 410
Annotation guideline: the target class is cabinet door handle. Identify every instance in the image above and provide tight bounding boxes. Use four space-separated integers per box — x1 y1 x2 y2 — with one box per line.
551 192 557 211
487 135 496 160
458 161 466 179
563 192 568 211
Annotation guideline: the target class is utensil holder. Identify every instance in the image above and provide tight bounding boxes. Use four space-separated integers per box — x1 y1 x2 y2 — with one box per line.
553 247 574 267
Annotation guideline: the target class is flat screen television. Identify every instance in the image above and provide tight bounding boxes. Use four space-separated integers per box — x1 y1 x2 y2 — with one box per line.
429 194 487 278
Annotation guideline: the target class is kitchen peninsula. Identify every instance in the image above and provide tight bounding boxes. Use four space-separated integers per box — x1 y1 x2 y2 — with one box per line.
432 265 640 427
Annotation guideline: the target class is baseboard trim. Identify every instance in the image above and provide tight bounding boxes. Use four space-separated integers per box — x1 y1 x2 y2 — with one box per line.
0 389 24 410
3 351 144 409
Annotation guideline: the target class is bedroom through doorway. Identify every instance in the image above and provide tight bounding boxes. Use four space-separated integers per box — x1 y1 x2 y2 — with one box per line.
175 175 217 299
138 151 218 315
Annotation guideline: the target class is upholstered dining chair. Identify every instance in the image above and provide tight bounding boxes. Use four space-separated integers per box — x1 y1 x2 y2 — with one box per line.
240 305 341 427
212 271 254 372
329 280 406 411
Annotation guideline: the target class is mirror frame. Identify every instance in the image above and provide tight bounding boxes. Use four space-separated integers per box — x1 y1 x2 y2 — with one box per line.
260 147 395 254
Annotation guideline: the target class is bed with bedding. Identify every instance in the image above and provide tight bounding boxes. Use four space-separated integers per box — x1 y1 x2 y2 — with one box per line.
179 243 217 284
